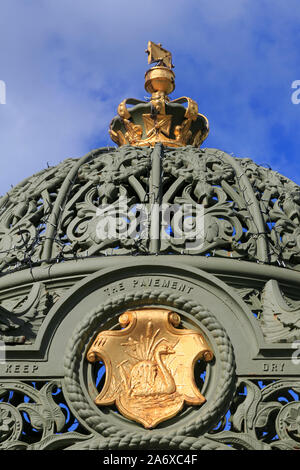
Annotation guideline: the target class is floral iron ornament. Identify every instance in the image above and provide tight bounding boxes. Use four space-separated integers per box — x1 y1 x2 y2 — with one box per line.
87 308 214 428
109 41 209 148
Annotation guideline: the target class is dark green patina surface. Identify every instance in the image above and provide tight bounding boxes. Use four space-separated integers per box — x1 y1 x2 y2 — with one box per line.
0 145 299 450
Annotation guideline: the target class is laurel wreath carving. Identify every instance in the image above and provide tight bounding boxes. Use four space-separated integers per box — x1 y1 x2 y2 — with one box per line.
63 289 236 449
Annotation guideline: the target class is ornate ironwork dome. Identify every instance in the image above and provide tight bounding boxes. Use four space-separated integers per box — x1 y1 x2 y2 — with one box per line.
1 144 300 275
1 42 300 452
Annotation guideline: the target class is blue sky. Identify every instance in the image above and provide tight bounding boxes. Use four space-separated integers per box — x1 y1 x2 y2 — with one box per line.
1 0 300 195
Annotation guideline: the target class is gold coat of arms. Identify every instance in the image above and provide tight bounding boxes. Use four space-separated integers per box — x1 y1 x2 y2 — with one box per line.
87 308 214 428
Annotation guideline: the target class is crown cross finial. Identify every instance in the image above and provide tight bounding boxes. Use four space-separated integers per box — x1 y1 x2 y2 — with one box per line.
145 41 174 69
109 42 209 148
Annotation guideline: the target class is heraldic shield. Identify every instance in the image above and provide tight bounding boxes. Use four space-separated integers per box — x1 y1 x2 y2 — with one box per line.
87 308 214 428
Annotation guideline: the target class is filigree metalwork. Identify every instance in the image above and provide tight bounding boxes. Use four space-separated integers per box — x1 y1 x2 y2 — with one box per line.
1 146 300 274
57 146 151 257
208 379 300 450
235 279 300 343
0 282 59 344
1 378 299 450
0 160 74 274
260 280 300 342
0 381 91 450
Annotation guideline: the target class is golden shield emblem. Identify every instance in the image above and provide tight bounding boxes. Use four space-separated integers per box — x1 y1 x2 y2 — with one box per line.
87 308 214 428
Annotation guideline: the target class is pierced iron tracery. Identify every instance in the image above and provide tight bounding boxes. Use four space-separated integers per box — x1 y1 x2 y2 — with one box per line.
0 145 300 451
0 146 300 274
1 378 300 450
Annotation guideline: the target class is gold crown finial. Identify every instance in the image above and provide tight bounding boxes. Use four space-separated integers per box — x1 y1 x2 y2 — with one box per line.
145 41 174 69
109 42 209 148
144 41 175 97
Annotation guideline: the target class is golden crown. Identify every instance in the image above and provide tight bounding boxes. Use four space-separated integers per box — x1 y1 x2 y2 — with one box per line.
109 41 209 148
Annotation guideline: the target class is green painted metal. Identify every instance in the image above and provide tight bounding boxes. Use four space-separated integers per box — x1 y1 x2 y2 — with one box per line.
149 143 163 253
0 145 300 450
